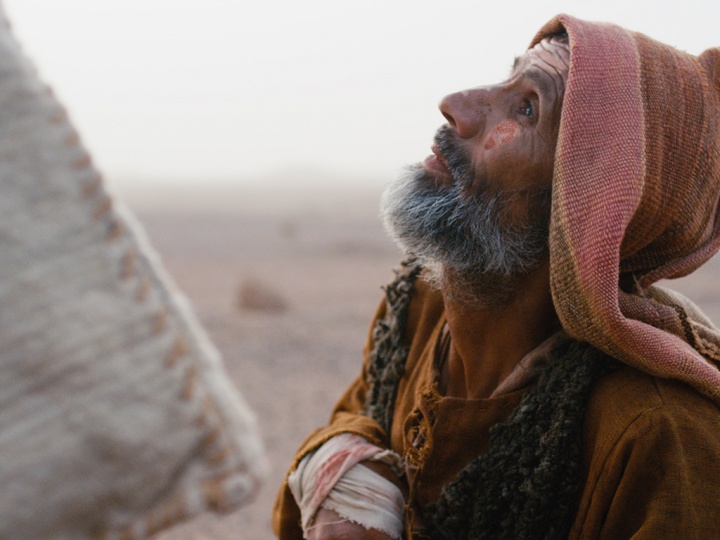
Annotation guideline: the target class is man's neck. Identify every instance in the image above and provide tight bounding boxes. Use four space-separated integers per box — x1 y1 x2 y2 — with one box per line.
440 259 558 399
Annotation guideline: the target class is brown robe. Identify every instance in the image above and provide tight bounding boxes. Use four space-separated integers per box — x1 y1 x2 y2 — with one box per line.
273 277 720 538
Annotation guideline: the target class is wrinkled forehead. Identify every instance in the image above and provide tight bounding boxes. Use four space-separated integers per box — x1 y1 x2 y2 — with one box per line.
514 36 570 79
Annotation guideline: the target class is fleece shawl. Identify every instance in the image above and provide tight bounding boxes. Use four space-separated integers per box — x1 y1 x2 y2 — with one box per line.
533 15 720 404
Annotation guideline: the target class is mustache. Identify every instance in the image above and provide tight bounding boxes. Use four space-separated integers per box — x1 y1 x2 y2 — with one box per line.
433 125 473 188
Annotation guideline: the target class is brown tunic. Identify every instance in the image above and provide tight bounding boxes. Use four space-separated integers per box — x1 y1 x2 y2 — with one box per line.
273 277 720 538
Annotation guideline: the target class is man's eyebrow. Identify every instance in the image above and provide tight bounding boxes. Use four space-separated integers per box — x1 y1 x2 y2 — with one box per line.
522 67 554 96
510 55 557 97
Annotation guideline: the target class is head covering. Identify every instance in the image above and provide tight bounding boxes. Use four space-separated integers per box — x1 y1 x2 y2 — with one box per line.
531 15 720 403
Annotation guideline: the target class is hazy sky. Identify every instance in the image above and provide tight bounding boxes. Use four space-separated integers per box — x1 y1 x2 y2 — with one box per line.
3 0 720 187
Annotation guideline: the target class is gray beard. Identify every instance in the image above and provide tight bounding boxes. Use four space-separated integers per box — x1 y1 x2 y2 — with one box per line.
380 163 551 304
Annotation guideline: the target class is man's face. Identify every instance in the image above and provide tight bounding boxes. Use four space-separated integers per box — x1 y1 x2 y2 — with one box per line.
382 37 570 281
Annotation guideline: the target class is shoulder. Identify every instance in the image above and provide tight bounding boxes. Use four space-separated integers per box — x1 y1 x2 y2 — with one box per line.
572 365 720 537
581 363 720 499
584 364 720 448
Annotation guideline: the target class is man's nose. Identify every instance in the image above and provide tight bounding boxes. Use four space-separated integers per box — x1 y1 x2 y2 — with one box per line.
439 88 489 139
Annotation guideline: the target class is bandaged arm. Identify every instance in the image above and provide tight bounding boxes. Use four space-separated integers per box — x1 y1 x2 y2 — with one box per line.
271 374 390 539
273 298 399 539
287 433 406 539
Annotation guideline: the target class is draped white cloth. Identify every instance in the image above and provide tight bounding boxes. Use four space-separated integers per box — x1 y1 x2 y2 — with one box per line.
0 5 265 538
289 433 405 539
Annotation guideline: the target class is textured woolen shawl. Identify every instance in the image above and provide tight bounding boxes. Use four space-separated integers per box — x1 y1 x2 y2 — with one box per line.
532 16 720 403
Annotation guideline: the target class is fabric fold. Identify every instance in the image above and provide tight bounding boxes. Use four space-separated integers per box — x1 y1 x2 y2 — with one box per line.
531 15 720 404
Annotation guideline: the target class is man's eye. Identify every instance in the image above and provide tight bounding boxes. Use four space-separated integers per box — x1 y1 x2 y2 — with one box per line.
518 99 534 118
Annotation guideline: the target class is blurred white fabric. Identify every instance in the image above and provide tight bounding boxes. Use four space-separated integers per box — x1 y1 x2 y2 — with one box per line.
0 4 265 538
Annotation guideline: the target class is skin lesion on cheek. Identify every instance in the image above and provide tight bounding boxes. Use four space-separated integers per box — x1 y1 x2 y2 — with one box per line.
484 120 518 150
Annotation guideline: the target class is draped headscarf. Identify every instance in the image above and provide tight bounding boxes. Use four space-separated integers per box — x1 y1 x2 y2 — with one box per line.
531 15 720 403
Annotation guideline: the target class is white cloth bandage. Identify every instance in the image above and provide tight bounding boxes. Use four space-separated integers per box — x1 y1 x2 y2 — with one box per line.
320 462 405 538
287 433 405 539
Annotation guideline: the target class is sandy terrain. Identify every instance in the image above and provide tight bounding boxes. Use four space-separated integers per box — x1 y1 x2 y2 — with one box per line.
115 182 720 539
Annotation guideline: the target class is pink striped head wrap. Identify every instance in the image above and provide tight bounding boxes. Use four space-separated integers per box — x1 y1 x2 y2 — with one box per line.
531 15 720 403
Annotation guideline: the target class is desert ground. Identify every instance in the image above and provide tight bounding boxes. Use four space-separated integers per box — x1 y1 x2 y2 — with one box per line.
115 181 720 539
117 181 401 539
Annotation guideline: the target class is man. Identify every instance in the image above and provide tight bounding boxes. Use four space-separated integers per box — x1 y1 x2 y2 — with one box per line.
274 14 720 539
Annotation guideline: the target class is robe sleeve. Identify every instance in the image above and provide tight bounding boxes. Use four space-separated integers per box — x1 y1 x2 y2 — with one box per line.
571 370 720 539
272 298 390 539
